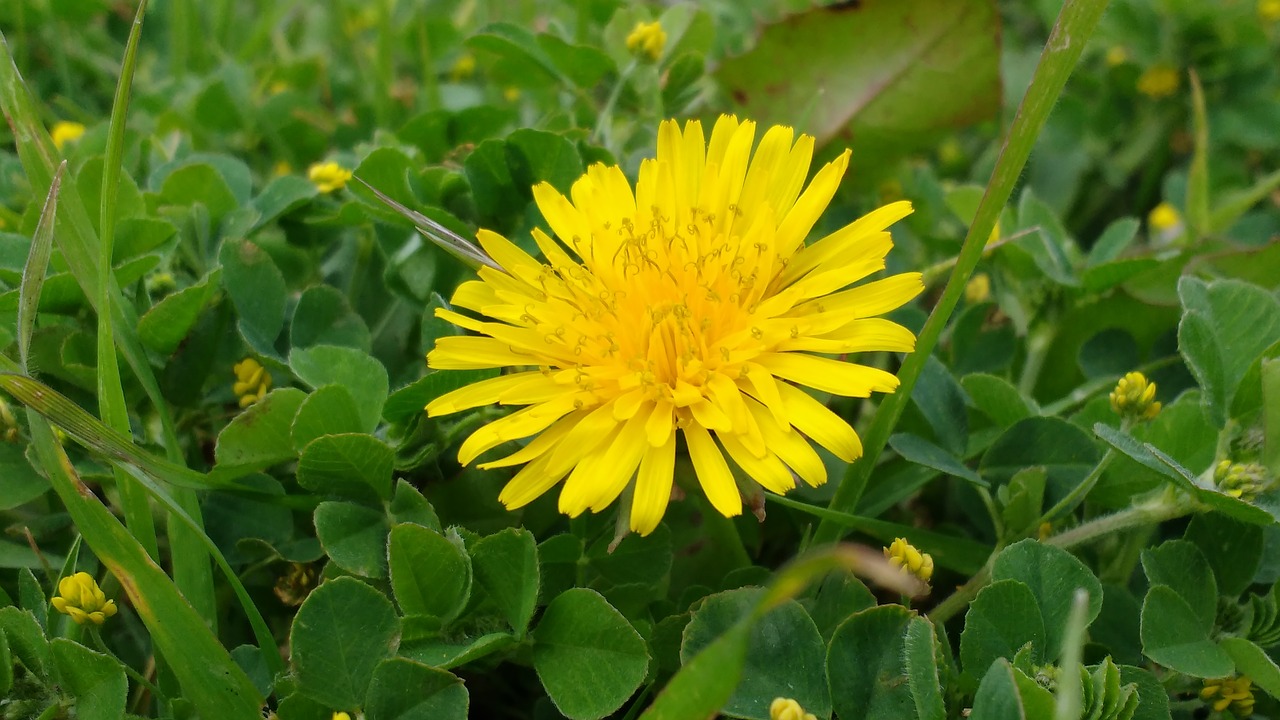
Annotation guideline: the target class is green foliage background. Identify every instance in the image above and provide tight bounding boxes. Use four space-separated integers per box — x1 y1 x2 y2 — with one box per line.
0 0 1278 718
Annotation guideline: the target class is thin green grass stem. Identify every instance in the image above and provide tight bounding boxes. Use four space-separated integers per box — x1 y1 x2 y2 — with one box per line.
813 0 1114 545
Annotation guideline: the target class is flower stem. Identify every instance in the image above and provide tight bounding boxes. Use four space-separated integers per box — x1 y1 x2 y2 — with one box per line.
812 0 1115 544
593 60 637 145
1037 446 1118 527
927 492 1196 624
89 628 164 699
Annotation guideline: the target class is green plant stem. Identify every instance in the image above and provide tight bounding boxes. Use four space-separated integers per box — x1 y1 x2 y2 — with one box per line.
1037 447 1117 526
593 59 636 145
928 491 1196 623
98 0 158 562
1018 323 1056 397
812 0 1114 545
89 627 163 699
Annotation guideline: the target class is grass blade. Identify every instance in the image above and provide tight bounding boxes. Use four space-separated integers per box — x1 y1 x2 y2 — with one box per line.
354 176 499 271
96 0 217 631
23 413 264 718
0 368 284 680
813 0 1113 543
17 161 63 374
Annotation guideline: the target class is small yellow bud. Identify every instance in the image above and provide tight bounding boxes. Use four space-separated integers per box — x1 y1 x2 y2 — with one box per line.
503 86 522 102
987 220 1001 246
1260 0 1280 22
965 273 991 304
626 21 667 62
1105 46 1129 67
1137 65 1180 99
275 563 319 607
308 161 353 194
233 358 272 408
1214 460 1271 502
769 697 817 720
1147 202 1181 233
1201 676 1255 717
273 160 293 177
450 53 477 81
51 572 118 625
884 537 934 584
332 713 352 720
51 121 86 152
1109 371 1160 422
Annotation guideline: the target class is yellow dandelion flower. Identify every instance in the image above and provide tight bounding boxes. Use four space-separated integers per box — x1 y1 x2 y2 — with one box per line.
51 121 86 152
233 357 272 408
884 537 934 583
1148 202 1181 232
770 697 817 720
52 572 118 625
426 116 923 536
965 273 991 304
626 21 667 62
1109 371 1160 422
1260 0 1280 22
309 161 353 193
1137 65 1180 99
1202 676 1255 717
1105 46 1128 67
332 713 353 720
504 86 522 102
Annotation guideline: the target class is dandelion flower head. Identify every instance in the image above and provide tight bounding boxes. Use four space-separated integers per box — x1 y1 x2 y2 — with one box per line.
427 116 923 535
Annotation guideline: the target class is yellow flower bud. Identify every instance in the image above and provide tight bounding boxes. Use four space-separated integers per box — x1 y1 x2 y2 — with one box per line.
308 161 353 194
503 86 522 102
451 53 477 81
51 121 86 152
1260 0 1280 22
51 572 118 625
626 21 667 62
884 537 934 584
273 160 293 177
1214 460 1271 502
1105 46 1128 67
1109 371 1160 422
1136 65 1180 99
332 713 352 720
769 697 817 720
233 358 273 408
1147 202 1181 233
1201 676 1255 717
965 273 991 304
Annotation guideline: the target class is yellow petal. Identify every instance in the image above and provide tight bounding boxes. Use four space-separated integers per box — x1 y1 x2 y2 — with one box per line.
746 399 826 487
784 233 893 300
428 336 537 370
499 450 570 509
478 412 582 469
789 272 924 321
781 201 912 285
684 423 741 517
719 431 794 494
756 353 900 398
630 428 677 535
776 382 863 462
476 228 543 283
645 399 674 446
775 150 849 257
777 318 917 354
457 399 576 465
426 371 548 416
